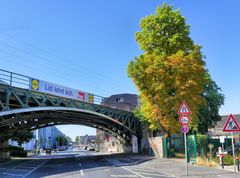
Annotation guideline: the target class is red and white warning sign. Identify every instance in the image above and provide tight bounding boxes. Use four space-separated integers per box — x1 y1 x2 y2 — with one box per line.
177 101 191 115
222 114 240 132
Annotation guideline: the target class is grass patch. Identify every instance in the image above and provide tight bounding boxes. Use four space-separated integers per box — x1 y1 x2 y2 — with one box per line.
196 156 219 167
174 153 185 158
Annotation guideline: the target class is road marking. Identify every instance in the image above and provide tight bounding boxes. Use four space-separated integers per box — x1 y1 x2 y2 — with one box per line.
134 172 173 177
110 174 138 177
79 162 84 175
0 172 23 176
12 168 30 172
22 159 50 178
103 157 146 178
18 165 36 168
104 169 111 172
122 167 146 178
126 167 156 173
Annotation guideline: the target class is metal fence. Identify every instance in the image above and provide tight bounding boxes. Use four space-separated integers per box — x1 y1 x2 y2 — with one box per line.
0 68 136 111
0 69 30 89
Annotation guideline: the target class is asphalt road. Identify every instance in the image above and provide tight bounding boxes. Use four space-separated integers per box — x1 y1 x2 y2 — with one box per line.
0 150 171 178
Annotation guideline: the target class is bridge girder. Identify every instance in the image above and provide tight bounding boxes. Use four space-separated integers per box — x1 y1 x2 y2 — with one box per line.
0 84 142 143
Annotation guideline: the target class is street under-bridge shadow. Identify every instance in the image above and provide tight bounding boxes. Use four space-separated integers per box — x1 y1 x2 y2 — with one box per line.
0 153 154 178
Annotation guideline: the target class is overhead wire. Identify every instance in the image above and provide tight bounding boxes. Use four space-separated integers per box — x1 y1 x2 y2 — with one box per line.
0 33 131 92
0 43 128 95
0 48 113 95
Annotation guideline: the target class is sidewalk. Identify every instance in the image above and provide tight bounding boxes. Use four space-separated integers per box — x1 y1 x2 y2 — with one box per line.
124 155 240 178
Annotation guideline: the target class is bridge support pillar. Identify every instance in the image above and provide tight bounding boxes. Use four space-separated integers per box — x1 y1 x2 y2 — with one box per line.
132 135 138 153
0 140 10 160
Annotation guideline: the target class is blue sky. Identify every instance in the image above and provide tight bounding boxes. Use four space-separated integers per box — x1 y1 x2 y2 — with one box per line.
0 1 240 139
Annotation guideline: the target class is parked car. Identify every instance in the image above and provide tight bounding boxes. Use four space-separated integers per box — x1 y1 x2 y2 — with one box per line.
225 142 240 155
87 146 95 151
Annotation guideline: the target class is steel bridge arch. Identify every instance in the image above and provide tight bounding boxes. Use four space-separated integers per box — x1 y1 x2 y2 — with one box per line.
0 84 142 143
0 107 133 142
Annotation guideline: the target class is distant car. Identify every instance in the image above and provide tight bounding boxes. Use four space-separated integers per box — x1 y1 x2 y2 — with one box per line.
82 146 88 150
225 142 240 155
216 142 240 156
87 146 95 151
58 146 67 151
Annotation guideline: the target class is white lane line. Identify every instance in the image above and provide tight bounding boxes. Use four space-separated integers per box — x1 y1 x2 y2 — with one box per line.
0 172 23 176
140 165 180 178
79 162 84 175
110 174 139 177
135 172 173 177
126 167 156 173
12 168 30 172
122 166 146 178
103 158 146 178
18 165 36 169
22 159 50 178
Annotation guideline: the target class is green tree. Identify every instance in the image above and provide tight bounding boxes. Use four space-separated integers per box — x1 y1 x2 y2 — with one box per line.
128 3 209 135
75 136 80 145
56 135 71 146
197 77 224 133
56 135 66 146
12 130 34 147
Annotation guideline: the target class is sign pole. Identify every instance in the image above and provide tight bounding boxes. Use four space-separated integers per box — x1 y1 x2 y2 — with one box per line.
184 132 188 176
232 132 236 177
178 101 191 177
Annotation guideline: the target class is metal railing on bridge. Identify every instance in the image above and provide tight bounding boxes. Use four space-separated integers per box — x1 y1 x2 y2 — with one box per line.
0 69 136 111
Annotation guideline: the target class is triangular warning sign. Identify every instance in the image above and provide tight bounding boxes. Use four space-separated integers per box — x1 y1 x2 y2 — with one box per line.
177 101 191 115
223 114 240 132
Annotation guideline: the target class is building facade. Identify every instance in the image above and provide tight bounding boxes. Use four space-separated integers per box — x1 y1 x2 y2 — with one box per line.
96 93 139 152
9 126 65 151
101 93 138 111
80 134 96 145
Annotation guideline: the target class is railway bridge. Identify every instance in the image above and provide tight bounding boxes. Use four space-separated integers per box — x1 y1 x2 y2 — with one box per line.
0 69 142 157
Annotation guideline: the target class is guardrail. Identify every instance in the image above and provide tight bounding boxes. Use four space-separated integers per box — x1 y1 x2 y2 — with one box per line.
0 69 136 111
0 69 30 89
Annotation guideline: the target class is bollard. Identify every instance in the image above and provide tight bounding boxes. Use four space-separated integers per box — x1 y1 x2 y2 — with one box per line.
236 156 240 172
220 154 224 169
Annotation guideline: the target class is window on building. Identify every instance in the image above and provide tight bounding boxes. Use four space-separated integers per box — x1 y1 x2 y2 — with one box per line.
116 97 124 102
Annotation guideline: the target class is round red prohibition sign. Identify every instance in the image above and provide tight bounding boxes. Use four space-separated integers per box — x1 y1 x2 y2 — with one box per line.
179 115 191 125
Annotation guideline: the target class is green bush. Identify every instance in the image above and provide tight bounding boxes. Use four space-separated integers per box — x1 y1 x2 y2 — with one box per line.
223 155 234 165
10 150 27 157
6 145 27 157
213 155 235 165
8 145 24 151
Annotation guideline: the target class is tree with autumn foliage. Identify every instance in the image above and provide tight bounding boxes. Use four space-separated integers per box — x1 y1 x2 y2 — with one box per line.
128 3 223 136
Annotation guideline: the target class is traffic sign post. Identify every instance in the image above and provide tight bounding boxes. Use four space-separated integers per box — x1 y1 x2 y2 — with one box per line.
220 136 225 152
231 132 236 178
178 101 192 115
179 115 191 125
181 125 189 133
222 114 240 178
184 131 188 176
178 101 191 176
